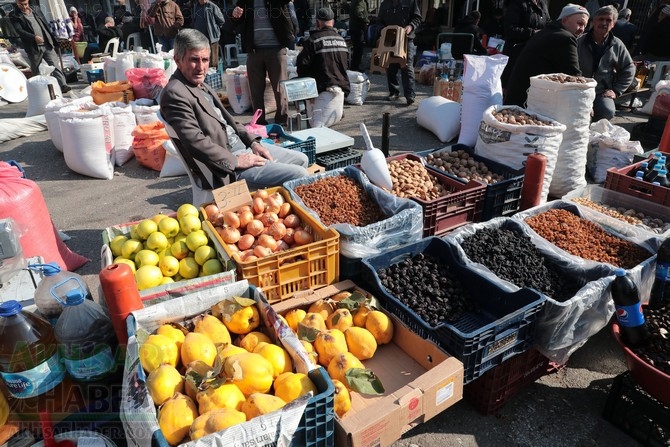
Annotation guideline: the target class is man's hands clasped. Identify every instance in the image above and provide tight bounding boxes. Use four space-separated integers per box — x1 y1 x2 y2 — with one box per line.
236 142 273 169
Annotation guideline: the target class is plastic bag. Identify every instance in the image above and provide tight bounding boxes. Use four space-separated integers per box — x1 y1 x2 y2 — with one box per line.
131 122 169 171
443 217 616 365
91 80 135 105
244 109 269 138
126 67 168 100
283 166 424 258
588 119 643 183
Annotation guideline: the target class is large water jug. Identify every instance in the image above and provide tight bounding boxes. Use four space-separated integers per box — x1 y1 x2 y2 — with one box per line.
29 262 91 324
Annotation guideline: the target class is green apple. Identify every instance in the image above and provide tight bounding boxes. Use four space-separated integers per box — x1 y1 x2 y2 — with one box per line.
194 245 217 266
135 249 160 268
177 203 199 220
159 255 180 277
136 219 158 240
179 214 202 235
179 257 200 279
185 230 209 252
113 257 136 273
121 239 143 260
158 217 181 238
135 265 163 290
202 258 223 276
109 235 128 257
146 231 169 252
170 240 190 260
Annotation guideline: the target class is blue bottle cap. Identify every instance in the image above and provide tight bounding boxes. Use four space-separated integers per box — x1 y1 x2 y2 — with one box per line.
614 268 626 277
42 263 63 277
65 289 86 306
0 300 22 317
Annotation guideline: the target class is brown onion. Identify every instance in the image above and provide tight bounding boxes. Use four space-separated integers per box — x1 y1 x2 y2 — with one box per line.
274 240 290 252
237 234 255 250
218 226 240 244
246 220 264 237
252 197 266 214
204 203 220 221
253 245 272 258
268 222 287 241
283 228 295 245
293 230 313 246
238 210 254 228
259 212 279 227
222 211 240 229
227 243 240 254
278 202 291 218
253 189 269 200
257 234 277 251
283 214 301 228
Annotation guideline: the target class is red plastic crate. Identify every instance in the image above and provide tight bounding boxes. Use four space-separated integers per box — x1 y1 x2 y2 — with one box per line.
464 349 556 415
381 154 487 237
603 153 670 206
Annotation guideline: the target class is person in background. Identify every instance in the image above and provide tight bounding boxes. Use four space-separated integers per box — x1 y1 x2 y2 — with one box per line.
176 0 192 28
296 7 350 95
148 0 184 52
69 6 84 42
634 4 670 59
97 16 123 53
94 4 109 28
288 0 299 49
481 7 504 37
113 0 133 26
612 7 637 50
452 10 488 59
9 0 71 92
349 0 369 71
232 0 294 125
294 0 310 37
500 0 550 89
160 29 309 191
191 0 225 67
505 3 589 107
577 5 635 121
80 7 98 44
377 0 422 106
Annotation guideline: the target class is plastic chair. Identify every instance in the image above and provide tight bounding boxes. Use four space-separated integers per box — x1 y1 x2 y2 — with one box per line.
103 37 120 58
649 61 670 89
126 32 142 51
224 44 238 67
377 25 407 68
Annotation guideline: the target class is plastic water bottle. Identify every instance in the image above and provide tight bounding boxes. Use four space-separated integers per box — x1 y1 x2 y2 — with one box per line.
0 300 66 399
649 238 670 310
29 263 92 324
612 268 649 348
55 289 117 382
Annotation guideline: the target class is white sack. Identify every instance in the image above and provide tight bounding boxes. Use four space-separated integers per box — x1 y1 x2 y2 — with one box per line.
416 96 461 142
588 119 643 183
0 116 48 143
26 75 61 117
44 95 94 152
109 102 137 166
639 80 670 116
345 70 370 105
475 105 566 203
58 103 115 179
130 98 160 125
104 56 117 83
527 74 597 197
139 53 166 69
225 69 251 114
159 139 187 177
457 54 508 147
308 87 345 128
115 52 135 82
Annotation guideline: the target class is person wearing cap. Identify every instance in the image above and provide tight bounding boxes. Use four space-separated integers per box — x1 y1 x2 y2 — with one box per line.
377 0 422 106
505 3 589 107
232 0 294 125
296 7 350 126
634 4 670 59
612 8 637 50
9 0 71 92
69 6 84 42
577 6 635 121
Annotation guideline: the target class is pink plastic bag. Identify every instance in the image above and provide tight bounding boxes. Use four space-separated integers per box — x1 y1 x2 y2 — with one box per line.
245 109 269 138
126 68 168 100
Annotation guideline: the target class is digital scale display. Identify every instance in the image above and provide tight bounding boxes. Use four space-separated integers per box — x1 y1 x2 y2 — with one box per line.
280 78 319 102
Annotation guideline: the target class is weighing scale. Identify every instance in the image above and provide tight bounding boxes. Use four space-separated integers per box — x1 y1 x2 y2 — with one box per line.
280 77 319 131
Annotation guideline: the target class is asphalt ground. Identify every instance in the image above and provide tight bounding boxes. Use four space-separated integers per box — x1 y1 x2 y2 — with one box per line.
0 68 656 446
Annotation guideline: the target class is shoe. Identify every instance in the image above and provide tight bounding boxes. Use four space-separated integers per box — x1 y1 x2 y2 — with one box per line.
406 97 415 106
61 85 72 93
386 93 400 101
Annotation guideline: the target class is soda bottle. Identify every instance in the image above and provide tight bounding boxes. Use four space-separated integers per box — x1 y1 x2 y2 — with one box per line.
0 300 66 399
55 289 118 382
655 169 669 187
29 263 92 325
649 238 670 309
611 268 649 348
629 161 648 177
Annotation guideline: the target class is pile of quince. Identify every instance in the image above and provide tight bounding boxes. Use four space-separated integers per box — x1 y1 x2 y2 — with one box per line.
108 204 225 291
279 290 393 418
138 297 318 445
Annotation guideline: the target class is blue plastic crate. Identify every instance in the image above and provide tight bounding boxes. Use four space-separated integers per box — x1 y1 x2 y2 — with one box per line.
360 236 546 384
293 367 335 447
204 68 223 90
86 69 105 84
265 123 317 165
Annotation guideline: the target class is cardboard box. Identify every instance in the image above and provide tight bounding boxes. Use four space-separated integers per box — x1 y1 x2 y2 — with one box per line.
272 280 465 447
100 215 236 306
121 280 334 447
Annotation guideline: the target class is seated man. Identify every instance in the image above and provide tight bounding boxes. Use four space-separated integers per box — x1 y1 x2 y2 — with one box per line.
577 5 635 121
296 7 350 127
160 28 309 191
505 4 589 107
97 16 123 53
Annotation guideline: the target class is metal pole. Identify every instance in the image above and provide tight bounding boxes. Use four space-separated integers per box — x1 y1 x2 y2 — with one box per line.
381 112 390 157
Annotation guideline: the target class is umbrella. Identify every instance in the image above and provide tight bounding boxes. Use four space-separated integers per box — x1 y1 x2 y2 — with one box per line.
39 0 73 40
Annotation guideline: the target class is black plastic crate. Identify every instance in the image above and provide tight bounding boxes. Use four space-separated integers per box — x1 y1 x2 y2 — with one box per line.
421 145 525 221
360 236 545 384
316 148 362 171
603 372 670 446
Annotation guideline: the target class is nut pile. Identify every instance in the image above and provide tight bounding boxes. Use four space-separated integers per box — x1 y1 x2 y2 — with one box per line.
492 108 555 126
572 197 670 234
293 175 387 227
460 227 581 302
524 209 652 269
538 74 591 84
376 252 477 326
633 304 670 376
388 158 450 200
425 149 505 185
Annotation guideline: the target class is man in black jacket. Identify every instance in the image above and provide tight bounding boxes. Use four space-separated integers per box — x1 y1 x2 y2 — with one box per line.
9 0 70 92
505 3 589 107
232 0 294 125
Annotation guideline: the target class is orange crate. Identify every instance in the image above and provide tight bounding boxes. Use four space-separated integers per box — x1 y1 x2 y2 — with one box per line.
603 156 670 207
203 187 340 303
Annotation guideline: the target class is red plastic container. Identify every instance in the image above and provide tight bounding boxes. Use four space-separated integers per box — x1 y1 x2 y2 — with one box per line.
612 321 670 406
